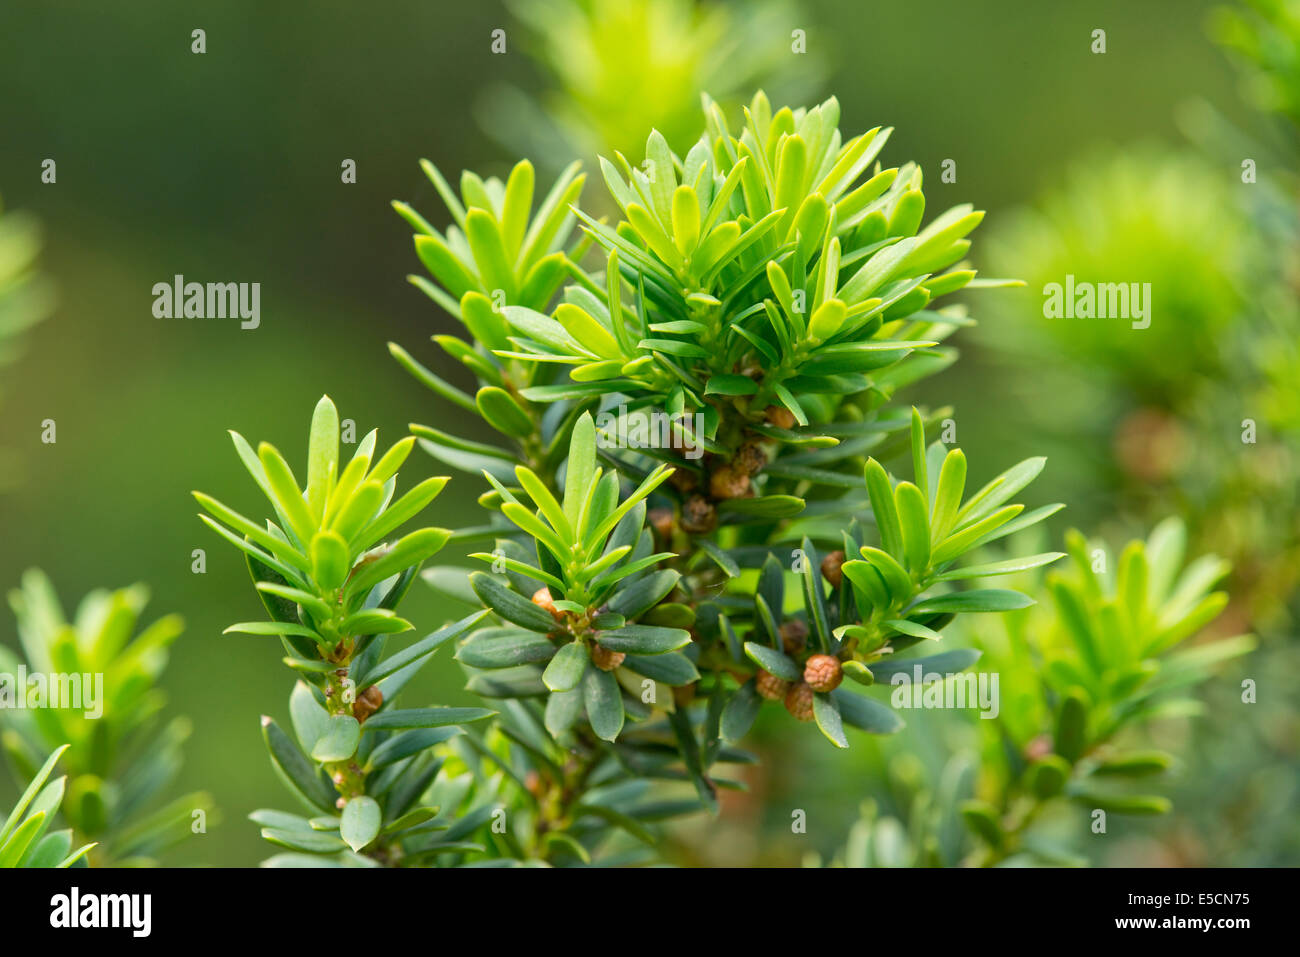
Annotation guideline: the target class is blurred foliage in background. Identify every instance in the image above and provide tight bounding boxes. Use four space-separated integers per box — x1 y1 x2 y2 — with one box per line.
0 0 1294 865
2 572 214 865
481 0 820 166
1211 0 1300 127
0 198 54 489
968 0 1300 867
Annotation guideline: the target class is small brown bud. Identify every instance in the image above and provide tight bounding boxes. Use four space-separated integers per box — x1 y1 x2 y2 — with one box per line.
590 642 626 672
734 440 767 476
784 681 815 721
532 586 564 622
680 494 716 534
669 468 699 494
709 465 751 500
673 684 696 707
821 550 846 588
779 619 808 655
755 670 790 701
765 406 797 429
351 685 384 723
804 653 843 693
648 507 675 542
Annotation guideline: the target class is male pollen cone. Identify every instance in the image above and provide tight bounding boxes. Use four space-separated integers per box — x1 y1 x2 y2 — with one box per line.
734 440 767 476
532 586 565 622
709 464 750 500
804 653 843 693
756 670 791 701
352 685 384 722
765 406 797 429
784 681 815 721
780 619 808 655
821 550 846 588
680 494 716 533
590 642 625 672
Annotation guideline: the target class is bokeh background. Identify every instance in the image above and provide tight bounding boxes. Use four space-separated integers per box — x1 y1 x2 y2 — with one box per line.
0 0 1294 865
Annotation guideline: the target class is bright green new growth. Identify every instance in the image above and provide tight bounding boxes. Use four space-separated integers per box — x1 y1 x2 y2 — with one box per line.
390 157 590 482
461 412 694 744
196 395 454 653
0 746 95 868
498 91 1003 456
394 91 1016 508
2 571 212 865
477 412 677 608
197 397 495 865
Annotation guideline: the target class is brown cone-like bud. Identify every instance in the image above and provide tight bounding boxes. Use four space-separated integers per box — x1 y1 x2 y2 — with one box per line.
804 653 843 693
780 619 808 655
352 685 384 723
755 670 790 701
680 494 716 534
821 550 846 588
590 642 625 672
765 406 797 429
670 468 699 494
709 465 751 500
648 507 675 542
784 681 815 721
532 586 564 623
734 440 767 476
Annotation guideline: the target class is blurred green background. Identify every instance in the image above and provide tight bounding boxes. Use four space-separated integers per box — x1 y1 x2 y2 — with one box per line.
0 0 1292 866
